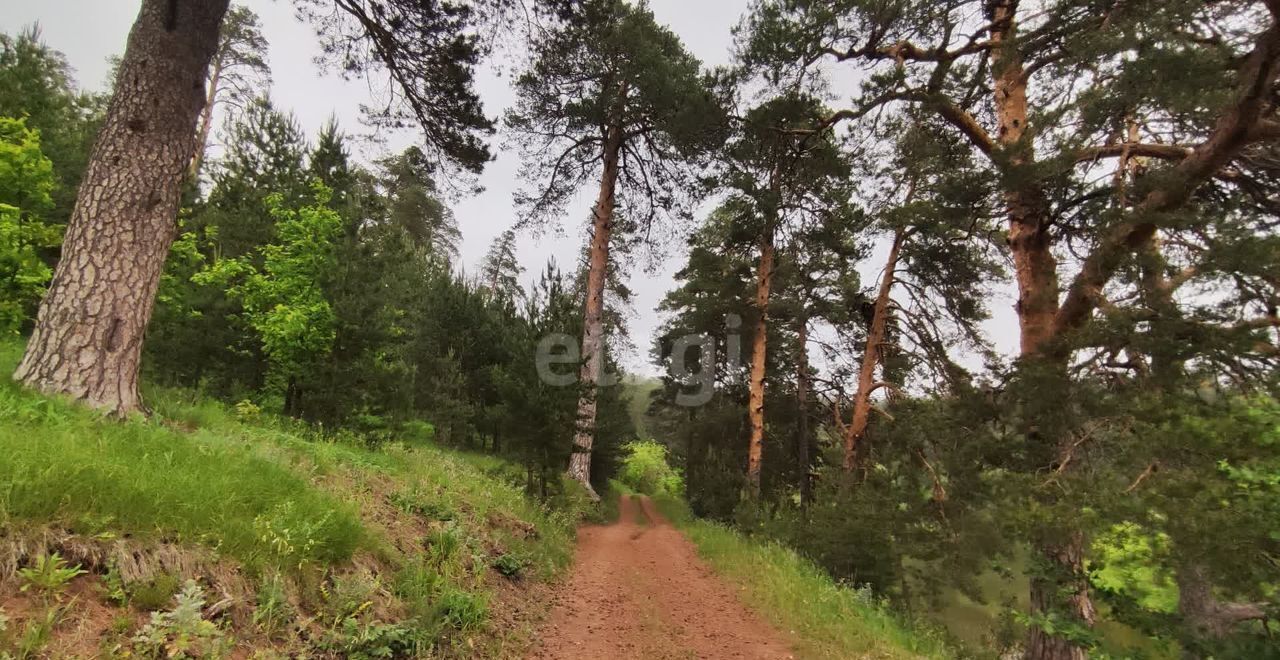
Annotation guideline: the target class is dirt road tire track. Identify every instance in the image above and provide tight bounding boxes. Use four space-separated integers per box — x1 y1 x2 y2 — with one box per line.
527 495 794 659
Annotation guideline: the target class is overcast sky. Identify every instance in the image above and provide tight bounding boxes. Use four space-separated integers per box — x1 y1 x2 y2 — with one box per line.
1 0 1019 376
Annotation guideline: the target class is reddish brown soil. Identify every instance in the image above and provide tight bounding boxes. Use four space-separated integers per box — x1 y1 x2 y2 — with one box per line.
527 495 794 660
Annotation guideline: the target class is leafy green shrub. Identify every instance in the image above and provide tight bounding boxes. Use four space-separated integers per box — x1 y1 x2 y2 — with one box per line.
0 116 60 336
1090 522 1178 613
388 489 454 521
618 440 684 496
399 420 435 445
320 618 420 660
351 411 390 439
192 184 344 405
434 588 487 632
18 553 85 596
102 565 129 609
491 553 525 579
131 580 231 659
233 399 262 423
130 573 182 612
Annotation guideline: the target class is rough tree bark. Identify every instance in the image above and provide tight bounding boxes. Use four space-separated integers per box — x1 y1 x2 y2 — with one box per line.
745 222 774 497
567 117 623 499
842 226 906 472
1027 531 1098 660
14 0 229 416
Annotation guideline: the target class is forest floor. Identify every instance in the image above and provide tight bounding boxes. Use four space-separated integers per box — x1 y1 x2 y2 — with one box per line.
527 494 795 659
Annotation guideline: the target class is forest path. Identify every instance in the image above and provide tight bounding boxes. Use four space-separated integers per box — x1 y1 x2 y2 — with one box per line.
526 494 795 659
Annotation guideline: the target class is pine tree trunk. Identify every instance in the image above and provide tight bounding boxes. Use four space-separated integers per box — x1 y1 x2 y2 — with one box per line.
567 119 623 499
1027 533 1097 660
842 227 905 472
794 317 812 508
189 52 223 182
745 227 774 497
986 2 1096 656
14 0 229 416
1175 563 1267 645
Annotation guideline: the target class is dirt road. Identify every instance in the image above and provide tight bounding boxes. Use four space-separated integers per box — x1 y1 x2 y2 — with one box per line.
527 495 794 659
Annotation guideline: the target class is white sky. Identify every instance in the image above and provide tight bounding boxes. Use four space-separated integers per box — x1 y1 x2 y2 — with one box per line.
0 0 1020 376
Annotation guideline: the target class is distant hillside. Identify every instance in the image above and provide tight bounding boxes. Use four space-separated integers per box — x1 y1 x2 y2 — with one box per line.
622 375 662 438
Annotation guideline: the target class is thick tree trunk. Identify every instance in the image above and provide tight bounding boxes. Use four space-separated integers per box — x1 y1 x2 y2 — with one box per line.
985 3 1096 657
14 0 229 416
189 52 223 182
795 317 813 508
842 227 905 472
989 26 1058 355
1176 563 1267 644
567 119 623 499
745 229 774 497
1026 532 1097 660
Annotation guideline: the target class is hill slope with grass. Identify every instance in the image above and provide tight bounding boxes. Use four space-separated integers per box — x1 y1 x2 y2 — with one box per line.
0 342 593 658
0 333 965 660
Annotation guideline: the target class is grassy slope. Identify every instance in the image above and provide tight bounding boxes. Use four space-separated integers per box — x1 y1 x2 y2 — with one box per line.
0 341 587 658
653 494 954 660
0 335 973 659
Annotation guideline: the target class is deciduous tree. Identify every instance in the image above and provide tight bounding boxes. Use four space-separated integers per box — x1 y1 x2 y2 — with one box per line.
0 117 59 335
0 27 105 227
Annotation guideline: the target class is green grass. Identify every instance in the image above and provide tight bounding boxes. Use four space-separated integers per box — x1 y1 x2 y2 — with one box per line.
0 338 588 580
0 348 365 569
0 338 593 659
0 338 601 656
653 494 954 660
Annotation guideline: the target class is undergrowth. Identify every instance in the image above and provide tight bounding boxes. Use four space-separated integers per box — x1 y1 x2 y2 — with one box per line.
653 493 955 660
0 340 593 657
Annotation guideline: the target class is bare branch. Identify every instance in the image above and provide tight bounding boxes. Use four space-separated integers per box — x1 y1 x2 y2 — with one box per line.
1124 462 1159 493
1074 143 1194 163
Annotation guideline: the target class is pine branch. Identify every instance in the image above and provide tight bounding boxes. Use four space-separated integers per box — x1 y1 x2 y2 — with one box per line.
933 97 996 157
1055 20 1280 339
1074 143 1195 163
